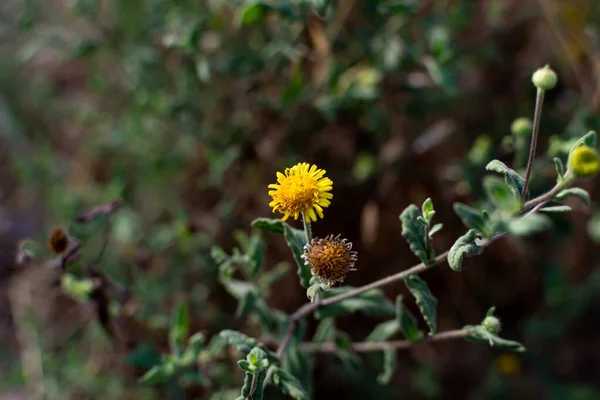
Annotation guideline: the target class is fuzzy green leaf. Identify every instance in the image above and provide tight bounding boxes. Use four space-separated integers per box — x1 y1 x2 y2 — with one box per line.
315 287 395 319
139 363 176 385
421 198 435 223
483 176 521 212
404 275 437 334
555 188 590 206
366 320 400 343
486 159 529 200
377 348 397 385
463 325 525 352
395 295 424 342
508 213 552 236
453 203 487 236
400 204 433 265
428 223 443 238
313 318 336 343
238 2 270 26
272 367 310 400
553 157 565 182
570 130 597 151
252 218 310 287
448 229 481 271
251 218 285 233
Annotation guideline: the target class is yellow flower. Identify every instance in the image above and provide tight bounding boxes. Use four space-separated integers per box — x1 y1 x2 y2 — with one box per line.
302 235 357 287
268 163 333 222
568 145 600 178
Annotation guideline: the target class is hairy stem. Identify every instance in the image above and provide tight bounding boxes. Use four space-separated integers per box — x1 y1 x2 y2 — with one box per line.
301 329 468 353
302 212 312 244
521 88 545 200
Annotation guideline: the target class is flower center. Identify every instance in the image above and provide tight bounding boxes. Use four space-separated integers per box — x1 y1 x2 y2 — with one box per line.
278 174 319 214
309 241 351 275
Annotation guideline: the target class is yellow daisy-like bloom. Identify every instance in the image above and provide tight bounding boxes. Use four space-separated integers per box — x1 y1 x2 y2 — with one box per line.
302 235 357 287
568 145 600 178
268 162 333 222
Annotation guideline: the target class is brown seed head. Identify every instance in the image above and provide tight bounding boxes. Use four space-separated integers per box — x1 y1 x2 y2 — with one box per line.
49 228 69 254
302 235 358 287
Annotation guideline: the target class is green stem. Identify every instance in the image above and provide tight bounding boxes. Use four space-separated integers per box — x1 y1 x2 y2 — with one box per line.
521 88 545 200
302 212 312 244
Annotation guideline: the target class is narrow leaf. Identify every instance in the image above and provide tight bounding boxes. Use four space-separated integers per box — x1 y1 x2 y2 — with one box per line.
540 205 572 213
570 130 596 151
366 320 400 343
315 287 394 319
553 157 564 181
139 363 176 385
447 229 481 271
428 223 443 238
313 318 336 343
377 348 397 385
555 188 590 206
404 275 437 334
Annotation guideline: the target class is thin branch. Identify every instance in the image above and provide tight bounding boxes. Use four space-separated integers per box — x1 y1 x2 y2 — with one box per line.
301 329 468 353
521 88 545 200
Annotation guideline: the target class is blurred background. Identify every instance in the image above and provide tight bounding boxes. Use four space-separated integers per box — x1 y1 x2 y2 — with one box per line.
1 0 600 399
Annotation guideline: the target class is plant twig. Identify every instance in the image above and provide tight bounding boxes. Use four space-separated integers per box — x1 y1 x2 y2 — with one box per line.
521 88 545 200
301 329 468 353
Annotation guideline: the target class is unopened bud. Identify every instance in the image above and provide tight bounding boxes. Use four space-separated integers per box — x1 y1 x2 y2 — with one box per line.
483 316 502 334
511 117 532 136
532 65 558 91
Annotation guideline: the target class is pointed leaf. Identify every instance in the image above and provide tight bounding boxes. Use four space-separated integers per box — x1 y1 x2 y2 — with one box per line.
404 275 437 334
366 320 400 343
428 223 443 238
553 157 565 182
570 130 596 151
400 204 433 265
139 363 176 385
486 159 529 200
448 229 482 271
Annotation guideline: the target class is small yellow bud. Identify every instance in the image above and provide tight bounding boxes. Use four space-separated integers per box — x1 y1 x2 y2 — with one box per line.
510 117 532 136
568 145 600 178
531 65 558 91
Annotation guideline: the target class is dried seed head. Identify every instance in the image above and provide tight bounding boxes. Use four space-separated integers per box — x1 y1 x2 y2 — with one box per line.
302 235 357 287
48 228 69 254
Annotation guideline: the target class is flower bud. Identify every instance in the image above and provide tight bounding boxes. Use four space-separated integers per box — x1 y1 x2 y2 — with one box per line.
48 228 69 254
568 145 600 178
531 65 558 91
511 117 532 136
483 315 502 334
